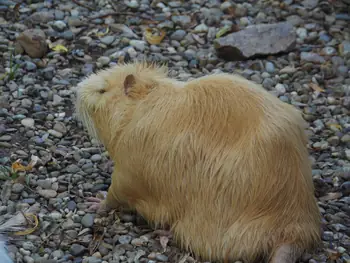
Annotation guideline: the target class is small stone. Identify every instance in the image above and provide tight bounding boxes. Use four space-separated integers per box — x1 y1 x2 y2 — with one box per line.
21 98 32 108
155 254 168 262
214 22 296 61
38 189 57 199
100 36 115 45
23 256 34 263
0 135 12 141
341 134 350 143
53 122 67 134
300 52 325 63
81 214 95 228
302 0 319 9
126 0 139 9
67 200 77 211
97 56 110 66
12 183 24 193
265 62 275 73
296 28 307 40
170 30 187 41
328 136 340 146
345 149 350 160
118 235 132 244
262 78 275 90
48 129 63 138
52 250 64 259
171 15 192 28
21 118 35 128
90 154 102 162
339 41 350 58
66 164 80 173
194 24 208 33
129 40 146 51
42 67 55 80
52 20 67 32
16 29 48 58
275 83 286 96
52 94 63 106
62 30 74 40
82 256 102 263
22 241 35 251
25 61 37 71
70 244 86 256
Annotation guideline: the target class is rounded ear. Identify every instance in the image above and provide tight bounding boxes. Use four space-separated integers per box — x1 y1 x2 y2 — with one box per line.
123 74 156 100
123 74 136 96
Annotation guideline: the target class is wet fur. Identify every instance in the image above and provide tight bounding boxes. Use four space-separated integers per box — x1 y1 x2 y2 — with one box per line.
74 62 322 263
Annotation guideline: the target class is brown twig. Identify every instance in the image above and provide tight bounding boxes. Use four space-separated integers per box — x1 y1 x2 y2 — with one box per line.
108 0 119 12
87 11 153 21
72 0 95 11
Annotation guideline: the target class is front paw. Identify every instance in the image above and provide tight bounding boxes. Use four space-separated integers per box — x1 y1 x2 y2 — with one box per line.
85 191 110 214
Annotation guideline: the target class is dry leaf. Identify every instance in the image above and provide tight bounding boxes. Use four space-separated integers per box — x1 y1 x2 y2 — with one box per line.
328 123 342 131
326 248 341 260
50 44 68 53
144 28 166 45
11 155 39 173
159 235 169 252
216 25 231 38
309 83 325 92
14 214 39 236
96 27 109 37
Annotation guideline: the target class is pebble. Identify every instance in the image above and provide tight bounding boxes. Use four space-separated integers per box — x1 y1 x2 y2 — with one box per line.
48 129 63 138
171 15 191 28
12 183 24 193
70 244 86 256
52 20 67 32
0 135 12 141
37 189 57 199
81 214 95 228
300 52 325 63
129 40 146 51
118 235 132 244
265 62 275 73
100 36 115 45
170 30 187 41
97 56 110 66
275 83 286 96
21 118 35 128
25 61 37 71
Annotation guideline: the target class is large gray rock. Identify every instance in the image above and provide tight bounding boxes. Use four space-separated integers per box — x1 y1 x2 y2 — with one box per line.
214 22 296 61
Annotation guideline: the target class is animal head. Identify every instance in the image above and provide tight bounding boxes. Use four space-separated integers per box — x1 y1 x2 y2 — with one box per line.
73 61 168 148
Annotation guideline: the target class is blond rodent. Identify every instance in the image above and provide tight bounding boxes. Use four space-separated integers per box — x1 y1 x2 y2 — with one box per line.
74 62 321 263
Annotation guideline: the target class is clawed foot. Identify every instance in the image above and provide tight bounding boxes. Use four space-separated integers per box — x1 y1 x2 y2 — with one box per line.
85 191 109 214
153 229 173 251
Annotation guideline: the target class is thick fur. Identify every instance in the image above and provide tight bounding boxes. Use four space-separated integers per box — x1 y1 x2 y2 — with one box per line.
74 62 322 263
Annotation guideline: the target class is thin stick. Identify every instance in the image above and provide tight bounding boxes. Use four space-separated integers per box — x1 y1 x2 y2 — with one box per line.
72 0 95 11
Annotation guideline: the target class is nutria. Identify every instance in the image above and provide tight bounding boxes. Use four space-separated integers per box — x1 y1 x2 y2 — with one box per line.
73 62 321 263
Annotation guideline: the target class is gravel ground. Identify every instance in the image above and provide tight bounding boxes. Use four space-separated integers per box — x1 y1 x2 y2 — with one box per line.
0 0 350 262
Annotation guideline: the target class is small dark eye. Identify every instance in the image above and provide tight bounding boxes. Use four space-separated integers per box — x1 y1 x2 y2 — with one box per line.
99 89 106 94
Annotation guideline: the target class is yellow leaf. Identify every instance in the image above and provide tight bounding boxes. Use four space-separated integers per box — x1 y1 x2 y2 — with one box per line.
96 27 109 37
50 44 68 53
12 160 31 172
309 83 324 92
216 25 231 39
14 214 39 236
144 28 166 45
328 124 342 130
11 156 39 173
